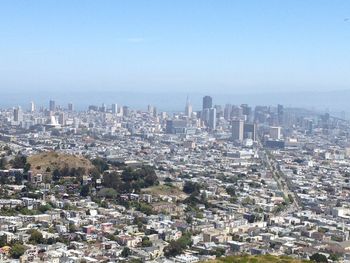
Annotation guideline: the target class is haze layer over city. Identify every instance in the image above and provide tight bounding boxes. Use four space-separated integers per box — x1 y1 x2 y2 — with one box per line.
1 1 350 263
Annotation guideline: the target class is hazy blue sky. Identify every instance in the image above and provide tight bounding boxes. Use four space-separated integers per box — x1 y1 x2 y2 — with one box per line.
0 0 350 95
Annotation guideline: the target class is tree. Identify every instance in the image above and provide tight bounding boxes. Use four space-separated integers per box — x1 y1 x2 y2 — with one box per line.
164 232 192 258
183 181 201 195
329 254 340 262
103 172 122 190
97 188 118 199
24 163 31 173
10 243 26 259
80 184 90 197
226 186 236 196
28 229 44 244
38 204 51 213
141 236 153 247
12 155 27 169
121 247 131 258
0 157 7 169
213 247 226 257
92 158 109 173
0 235 7 247
310 253 328 263
52 169 61 181
164 240 183 258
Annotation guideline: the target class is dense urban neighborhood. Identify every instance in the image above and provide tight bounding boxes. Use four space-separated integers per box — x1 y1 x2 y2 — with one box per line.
0 97 349 263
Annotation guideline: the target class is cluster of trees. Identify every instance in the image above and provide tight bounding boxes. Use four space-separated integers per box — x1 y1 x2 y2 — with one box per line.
183 181 201 195
101 166 158 194
92 158 109 173
164 232 192 258
0 235 27 259
0 170 24 185
11 155 31 172
52 166 86 181
141 236 153 247
0 157 7 169
0 154 31 185
0 205 51 216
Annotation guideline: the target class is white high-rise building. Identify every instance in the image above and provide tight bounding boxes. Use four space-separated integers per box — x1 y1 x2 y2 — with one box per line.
30 101 35 112
185 97 193 117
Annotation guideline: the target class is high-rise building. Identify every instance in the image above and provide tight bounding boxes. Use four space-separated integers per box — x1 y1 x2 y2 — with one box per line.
112 103 118 114
209 108 216 130
30 101 35 112
13 106 23 123
123 106 129 117
58 112 66 126
88 105 98 111
202 108 210 125
202 96 212 110
101 103 106 112
232 119 244 141
277 104 284 125
269 126 281 140
243 123 257 141
224 104 233 121
185 97 193 117
49 100 56 111
68 103 74 112
214 105 222 118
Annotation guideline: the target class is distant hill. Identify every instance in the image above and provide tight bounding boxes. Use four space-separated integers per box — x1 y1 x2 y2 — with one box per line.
28 152 93 175
202 255 310 263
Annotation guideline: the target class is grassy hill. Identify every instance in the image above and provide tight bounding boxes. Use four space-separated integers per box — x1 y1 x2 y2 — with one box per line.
28 152 93 175
203 255 310 263
141 184 187 199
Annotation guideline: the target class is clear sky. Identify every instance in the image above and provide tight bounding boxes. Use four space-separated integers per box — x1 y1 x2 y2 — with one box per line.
0 0 350 95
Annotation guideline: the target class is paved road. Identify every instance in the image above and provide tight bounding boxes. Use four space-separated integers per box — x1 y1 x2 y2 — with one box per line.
259 146 300 216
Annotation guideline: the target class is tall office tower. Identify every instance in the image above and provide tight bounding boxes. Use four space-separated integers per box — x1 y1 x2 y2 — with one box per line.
30 101 35 112
269 126 281 140
209 108 217 130
243 123 257 141
68 103 74 112
224 104 233 121
148 105 154 115
88 105 98 111
111 103 118 114
123 106 129 117
202 108 210 126
13 106 23 122
153 107 158 118
277 104 284 125
185 96 193 117
58 112 66 126
232 119 244 141
119 105 123 116
241 104 250 115
202 96 212 110
49 100 56 111
241 104 253 122
232 106 243 119
101 103 106 112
